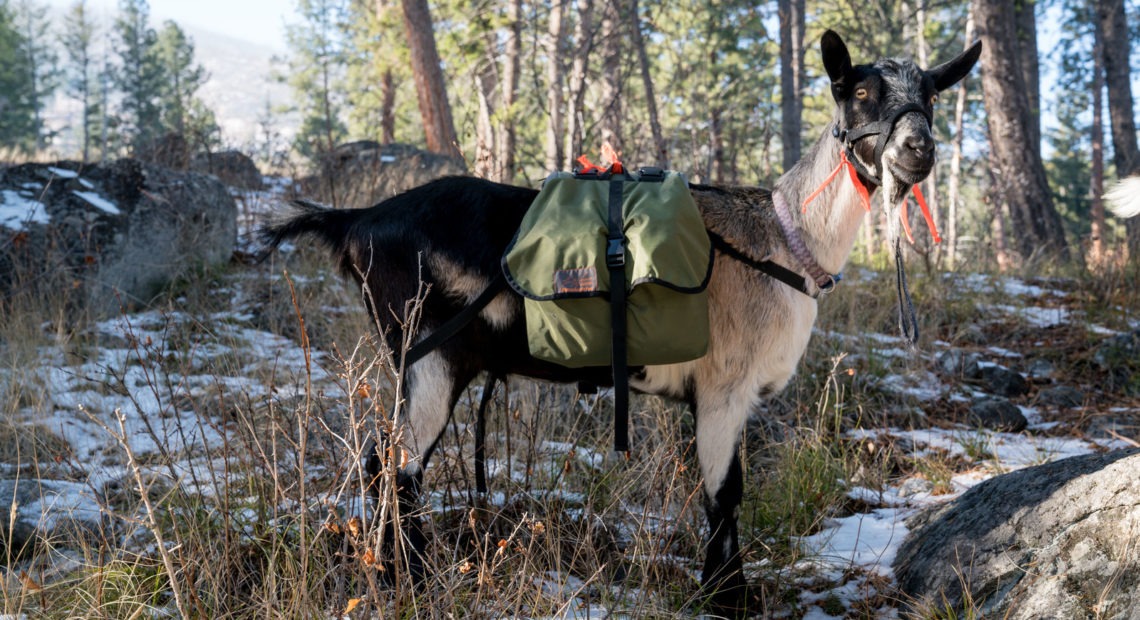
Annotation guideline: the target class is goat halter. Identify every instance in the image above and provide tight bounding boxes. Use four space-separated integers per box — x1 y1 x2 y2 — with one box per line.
802 102 942 245
835 102 932 187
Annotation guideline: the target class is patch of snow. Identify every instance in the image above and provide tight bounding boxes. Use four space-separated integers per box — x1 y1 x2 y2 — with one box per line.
800 507 909 579
986 346 1022 358
47 166 79 179
982 303 1070 328
72 190 121 215
879 370 944 401
0 190 51 230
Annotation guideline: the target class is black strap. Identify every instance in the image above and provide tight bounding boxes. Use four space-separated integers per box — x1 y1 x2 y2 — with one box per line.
404 273 507 368
840 102 931 187
606 176 630 453
474 372 499 494
706 230 833 298
894 237 919 346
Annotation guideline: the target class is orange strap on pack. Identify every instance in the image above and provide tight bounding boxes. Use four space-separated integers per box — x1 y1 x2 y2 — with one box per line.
577 143 624 175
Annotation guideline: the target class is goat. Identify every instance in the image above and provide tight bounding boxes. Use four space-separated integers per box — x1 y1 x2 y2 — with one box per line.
1106 176 1140 219
260 30 981 617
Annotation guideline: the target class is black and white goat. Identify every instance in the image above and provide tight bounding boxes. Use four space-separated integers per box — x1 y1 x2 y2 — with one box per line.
261 30 981 616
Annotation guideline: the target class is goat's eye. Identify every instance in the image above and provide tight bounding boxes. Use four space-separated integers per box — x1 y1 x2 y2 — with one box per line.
930 94 939 105
855 88 869 101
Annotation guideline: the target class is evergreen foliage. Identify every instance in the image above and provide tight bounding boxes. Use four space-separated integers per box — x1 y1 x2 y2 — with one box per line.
0 0 37 151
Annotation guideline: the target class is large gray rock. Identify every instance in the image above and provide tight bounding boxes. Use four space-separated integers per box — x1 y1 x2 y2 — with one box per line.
300 141 467 208
191 149 263 190
895 449 1140 619
0 159 236 317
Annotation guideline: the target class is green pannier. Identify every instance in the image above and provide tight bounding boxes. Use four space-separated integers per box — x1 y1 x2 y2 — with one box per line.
502 168 713 368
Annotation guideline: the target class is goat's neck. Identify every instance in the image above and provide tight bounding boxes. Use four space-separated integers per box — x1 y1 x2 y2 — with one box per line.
773 124 875 276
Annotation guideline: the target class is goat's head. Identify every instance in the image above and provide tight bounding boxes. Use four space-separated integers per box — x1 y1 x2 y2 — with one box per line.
821 30 981 206
821 30 981 344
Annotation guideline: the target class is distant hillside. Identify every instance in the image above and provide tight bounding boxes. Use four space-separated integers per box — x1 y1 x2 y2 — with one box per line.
186 24 297 147
44 15 298 157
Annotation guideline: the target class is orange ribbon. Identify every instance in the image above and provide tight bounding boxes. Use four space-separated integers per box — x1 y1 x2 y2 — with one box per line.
803 149 941 245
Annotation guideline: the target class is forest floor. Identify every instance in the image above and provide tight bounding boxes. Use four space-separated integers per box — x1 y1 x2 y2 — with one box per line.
1 182 1139 618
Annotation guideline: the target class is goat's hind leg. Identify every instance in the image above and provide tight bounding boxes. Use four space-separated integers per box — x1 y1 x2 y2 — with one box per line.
365 349 474 583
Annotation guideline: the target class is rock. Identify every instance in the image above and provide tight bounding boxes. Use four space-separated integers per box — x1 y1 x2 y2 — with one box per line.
895 449 1140 620
134 131 192 169
300 142 467 207
0 159 237 318
1093 329 1140 396
191 149 263 190
1035 385 1084 408
978 364 1030 397
967 397 1028 432
1026 358 1056 380
937 350 982 377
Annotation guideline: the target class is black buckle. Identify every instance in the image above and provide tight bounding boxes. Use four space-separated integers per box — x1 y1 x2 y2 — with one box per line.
606 236 625 268
637 166 665 181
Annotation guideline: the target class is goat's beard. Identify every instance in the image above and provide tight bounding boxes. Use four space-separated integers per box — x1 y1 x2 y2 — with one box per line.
880 165 904 250
880 162 921 345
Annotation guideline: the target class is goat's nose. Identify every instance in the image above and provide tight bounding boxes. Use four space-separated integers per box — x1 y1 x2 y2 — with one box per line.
904 132 935 156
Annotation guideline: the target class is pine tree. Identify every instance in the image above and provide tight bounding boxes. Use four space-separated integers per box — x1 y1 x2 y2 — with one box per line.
0 1 36 151
14 0 58 150
112 0 164 151
60 0 101 162
284 0 348 163
154 20 215 146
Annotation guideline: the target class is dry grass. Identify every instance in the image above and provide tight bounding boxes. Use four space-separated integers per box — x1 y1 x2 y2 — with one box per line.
2 225 1139 618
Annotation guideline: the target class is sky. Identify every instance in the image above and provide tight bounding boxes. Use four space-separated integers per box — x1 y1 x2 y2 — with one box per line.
48 0 297 50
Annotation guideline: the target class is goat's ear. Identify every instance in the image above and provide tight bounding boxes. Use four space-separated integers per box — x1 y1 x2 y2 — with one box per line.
927 40 982 92
821 30 853 88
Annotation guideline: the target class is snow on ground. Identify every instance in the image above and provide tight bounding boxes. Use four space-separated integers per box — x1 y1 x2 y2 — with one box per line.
0 189 51 230
3 259 1137 617
5 304 334 537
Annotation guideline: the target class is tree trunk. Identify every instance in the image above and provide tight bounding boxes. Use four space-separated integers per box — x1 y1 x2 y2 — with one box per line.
496 0 522 182
380 68 396 144
564 0 595 168
973 0 1069 261
778 0 805 174
474 53 497 180
1097 0 1140 257
946 7 976 270
545 0 567 171
629 0 667 167
598 0 623 155
914 0 940 266
1089 9 1106 267
399 0 461 159
1013 0 1041 149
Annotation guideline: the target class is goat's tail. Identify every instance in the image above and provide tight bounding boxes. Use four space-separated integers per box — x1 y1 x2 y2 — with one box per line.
1105 176 1140 219
257 199 359 261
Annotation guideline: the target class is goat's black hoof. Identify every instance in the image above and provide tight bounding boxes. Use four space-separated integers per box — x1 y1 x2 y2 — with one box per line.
700 576 755 619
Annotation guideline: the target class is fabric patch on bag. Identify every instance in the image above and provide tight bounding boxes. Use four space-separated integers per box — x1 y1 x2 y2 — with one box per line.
553 267 598 294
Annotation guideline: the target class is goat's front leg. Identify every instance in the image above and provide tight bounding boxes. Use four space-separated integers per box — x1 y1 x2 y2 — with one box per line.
366 349 472 583
696 395 751 617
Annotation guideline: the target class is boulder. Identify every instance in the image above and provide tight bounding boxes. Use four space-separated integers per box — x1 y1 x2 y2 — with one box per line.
895 449 1140 619
1093 329 1140 396
967 397 1028 432
977 364 1030 397
0 159 236 318
300 142 467 207
191 149 263 190
1035 385 1084 408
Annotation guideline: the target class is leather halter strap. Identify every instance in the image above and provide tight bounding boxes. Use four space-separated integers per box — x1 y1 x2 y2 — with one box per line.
836 102 932 186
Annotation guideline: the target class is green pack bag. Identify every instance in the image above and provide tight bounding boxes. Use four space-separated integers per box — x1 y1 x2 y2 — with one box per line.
502 168 713 368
